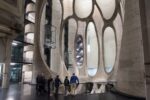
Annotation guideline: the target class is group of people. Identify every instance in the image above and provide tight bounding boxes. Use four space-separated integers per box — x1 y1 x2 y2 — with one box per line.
36 73 79 96
36 73 46 94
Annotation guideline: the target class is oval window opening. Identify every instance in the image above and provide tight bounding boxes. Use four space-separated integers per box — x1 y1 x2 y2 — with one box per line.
86 22 99 76
103 27 116 73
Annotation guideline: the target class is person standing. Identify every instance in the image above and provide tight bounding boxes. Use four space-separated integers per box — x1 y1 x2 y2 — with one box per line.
54 75 62 96
64 76 70 96
47 76 53 95
70 73 79 95
41 73 46 93
36 73 44 94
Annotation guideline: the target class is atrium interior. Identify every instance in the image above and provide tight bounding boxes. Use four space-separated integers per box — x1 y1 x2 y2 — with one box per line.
0 0 150 100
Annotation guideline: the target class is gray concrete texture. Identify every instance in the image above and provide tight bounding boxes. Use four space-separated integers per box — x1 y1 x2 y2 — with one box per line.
116 0 145 97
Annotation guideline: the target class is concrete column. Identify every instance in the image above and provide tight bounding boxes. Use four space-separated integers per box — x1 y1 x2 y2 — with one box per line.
140 0 150 99
2 38 12 88
116 0 146 97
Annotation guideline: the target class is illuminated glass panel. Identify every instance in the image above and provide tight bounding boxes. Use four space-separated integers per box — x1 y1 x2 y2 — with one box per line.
75 35 84 67
87 22 98 76
104 27 116 73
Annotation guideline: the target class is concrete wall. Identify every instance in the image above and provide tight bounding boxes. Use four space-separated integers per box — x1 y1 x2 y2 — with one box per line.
51 0 62 74
116 0 146 97
145 0 150 98
0 0 24 34
140 0 150 99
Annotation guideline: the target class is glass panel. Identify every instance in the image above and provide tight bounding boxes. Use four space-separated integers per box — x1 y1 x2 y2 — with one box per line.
75 0 93 18
96 0 116 19
87 22 98 76
10 63 22 83
75 35 84 67
87 68 97 76
104 27 116 73
11 41 23 62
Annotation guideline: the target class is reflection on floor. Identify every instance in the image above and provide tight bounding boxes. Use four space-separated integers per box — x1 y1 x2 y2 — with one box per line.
0 84 145 100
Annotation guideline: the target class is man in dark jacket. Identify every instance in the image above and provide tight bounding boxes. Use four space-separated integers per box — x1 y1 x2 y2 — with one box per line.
54 75 62 95
70 73 79 95
64 76 70 96
36 73 45 94
47 76 53 95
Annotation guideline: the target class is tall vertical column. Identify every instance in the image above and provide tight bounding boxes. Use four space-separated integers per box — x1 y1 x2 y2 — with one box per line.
116 0 146 97
140 0 150 99
2 38 12 88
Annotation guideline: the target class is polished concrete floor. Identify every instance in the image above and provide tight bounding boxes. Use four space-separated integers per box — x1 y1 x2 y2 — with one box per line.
0 84 145 100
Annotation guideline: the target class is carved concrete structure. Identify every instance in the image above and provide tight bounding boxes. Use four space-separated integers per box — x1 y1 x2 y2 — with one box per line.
1 0 150 99
33 0 146 97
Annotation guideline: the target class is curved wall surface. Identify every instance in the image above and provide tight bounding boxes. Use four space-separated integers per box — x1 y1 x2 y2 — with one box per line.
35 0 125 83
34 0 146 97
33 0 57 84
